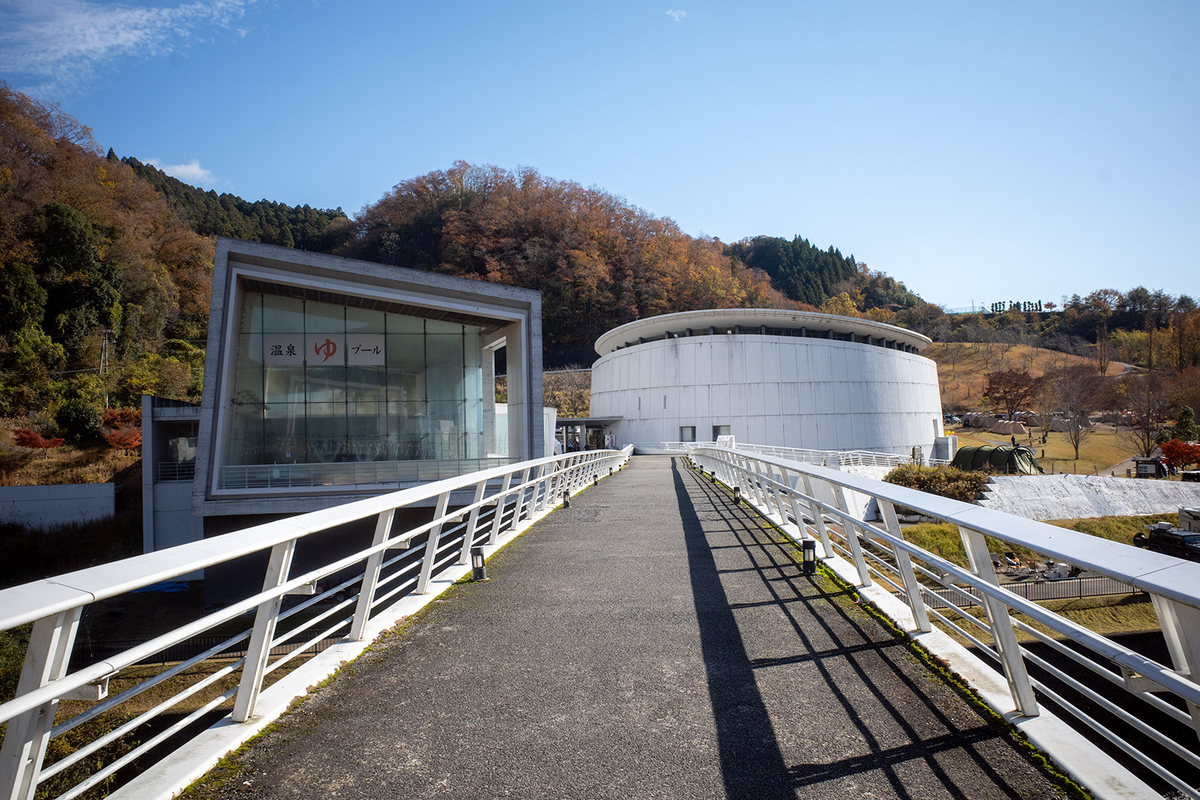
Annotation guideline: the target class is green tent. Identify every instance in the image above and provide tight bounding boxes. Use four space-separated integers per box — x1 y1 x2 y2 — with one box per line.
950 445 1044 475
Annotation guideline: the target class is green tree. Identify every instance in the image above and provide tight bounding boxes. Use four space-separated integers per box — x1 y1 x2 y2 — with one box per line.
35 203 122 366
1171 406 1198 443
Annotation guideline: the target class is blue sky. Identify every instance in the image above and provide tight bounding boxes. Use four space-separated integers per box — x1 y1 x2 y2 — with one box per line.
2 0 1196 310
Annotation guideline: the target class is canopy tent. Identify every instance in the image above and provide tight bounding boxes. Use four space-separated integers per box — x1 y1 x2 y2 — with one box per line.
951 445 1044 475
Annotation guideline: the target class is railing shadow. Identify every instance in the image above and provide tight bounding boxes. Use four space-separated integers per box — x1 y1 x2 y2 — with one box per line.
670 459 1037 799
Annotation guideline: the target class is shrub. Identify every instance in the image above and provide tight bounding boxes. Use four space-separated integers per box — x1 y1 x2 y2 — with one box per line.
102 407 141 427
1161 439 1200 471
101 425 141 452
55 398 102 440
883 464 989 504
11 428 65 456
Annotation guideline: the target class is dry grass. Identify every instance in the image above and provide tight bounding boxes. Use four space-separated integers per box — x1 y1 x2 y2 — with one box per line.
927 342 1125 413
949 593 1161 647
0 422 139 487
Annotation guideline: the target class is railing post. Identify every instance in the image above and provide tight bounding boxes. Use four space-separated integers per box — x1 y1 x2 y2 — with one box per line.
350 509 395 641
1150 595 1200 738
878 500 931 634
233 540 296 722
784 472 809 542
416 491 452 594
458 480 488 565
833 486 872 586
489 471 515 544
750 459 769 507
515 467 533 522
760 463 780 518
720 451 735 488
799 474 834 557
532 464 550 512
958 525 1038 717
0 609 82 800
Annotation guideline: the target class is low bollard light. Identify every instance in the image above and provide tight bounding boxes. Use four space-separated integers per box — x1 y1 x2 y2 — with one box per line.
471 546 488 581
802 539 816 575
733 486 741 504
563 491 571 508
593 475 599 486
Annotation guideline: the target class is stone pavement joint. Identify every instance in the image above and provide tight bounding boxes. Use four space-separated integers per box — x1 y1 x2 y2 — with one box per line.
182 456 1069 800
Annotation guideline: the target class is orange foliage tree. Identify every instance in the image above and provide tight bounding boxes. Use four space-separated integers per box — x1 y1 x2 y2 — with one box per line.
346 161 800 356
12 429 65 456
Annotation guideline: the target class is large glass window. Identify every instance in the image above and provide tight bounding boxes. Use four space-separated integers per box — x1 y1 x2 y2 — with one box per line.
222 291 485 469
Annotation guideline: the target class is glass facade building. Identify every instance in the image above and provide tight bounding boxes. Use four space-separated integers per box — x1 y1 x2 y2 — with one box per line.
224 292 486 471
194 239 543 510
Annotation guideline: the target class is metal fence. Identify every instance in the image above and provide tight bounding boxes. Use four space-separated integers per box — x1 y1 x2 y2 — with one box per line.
735 443 910 469
0 446 632 800
688 444 1200 799
926 574 1137 610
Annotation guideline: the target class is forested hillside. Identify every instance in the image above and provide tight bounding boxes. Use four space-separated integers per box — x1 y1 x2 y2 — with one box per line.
0 85 215 416
4 78 1199 477
121 155 351 251
340 162 804 358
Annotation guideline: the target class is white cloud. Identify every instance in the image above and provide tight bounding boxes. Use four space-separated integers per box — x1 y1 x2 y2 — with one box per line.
665 9 687 22
149 158 217 186
0 0 253 95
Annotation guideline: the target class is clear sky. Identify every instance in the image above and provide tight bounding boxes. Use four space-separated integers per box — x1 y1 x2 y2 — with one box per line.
2 0 1197 310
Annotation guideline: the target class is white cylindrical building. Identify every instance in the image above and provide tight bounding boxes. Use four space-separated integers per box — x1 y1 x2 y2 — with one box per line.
589 309 943 455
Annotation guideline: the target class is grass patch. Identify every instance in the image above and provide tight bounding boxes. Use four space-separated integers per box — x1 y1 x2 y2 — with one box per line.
1050 512 1177 545
948 425 1136 476
898 521 1047 571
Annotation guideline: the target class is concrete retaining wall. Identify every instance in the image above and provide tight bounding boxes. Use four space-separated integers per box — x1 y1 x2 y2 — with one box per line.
980 474 1200 521
0 483 115 530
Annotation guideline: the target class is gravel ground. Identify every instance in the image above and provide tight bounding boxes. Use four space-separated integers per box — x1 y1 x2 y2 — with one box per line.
183 456 1069 800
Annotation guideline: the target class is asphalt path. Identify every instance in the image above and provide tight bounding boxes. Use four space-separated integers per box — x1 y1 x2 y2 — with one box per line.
184 456 1066 799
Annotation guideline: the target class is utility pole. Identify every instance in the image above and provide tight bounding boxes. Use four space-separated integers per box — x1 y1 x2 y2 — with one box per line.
101 328 114 408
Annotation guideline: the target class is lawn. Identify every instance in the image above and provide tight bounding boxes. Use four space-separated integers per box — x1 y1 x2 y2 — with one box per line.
947 423 1138 476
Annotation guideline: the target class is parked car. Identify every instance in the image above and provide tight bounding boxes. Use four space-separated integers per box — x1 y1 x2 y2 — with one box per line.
1133 522 1200 563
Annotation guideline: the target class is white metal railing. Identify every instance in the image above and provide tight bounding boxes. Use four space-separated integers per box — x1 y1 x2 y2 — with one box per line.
629 441 710 454
0 446 632 800
688 444 1200 799
217 457 516 491
734 443 911 469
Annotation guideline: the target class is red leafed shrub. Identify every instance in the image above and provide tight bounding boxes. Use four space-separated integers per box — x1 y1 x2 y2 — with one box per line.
1161 439 1200 470
12 428 65 456
102 407 141 427
102 425 142 451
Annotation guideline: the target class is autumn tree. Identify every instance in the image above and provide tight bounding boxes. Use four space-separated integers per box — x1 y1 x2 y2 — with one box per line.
984 369 1043 421
542 367 591 417
819 292 860 318
1084 289 1120 375
1043 364 1106 459
1161 439 1200 471
346 161 801 357
12 428 64 456
1117 372 1170 458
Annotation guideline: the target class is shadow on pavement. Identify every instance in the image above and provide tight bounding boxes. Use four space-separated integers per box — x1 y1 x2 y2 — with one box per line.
670 458 1033 800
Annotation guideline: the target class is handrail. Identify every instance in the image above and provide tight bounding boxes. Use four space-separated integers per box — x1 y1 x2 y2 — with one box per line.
735 443 912 468
0 446 632 800
688 444 1200 799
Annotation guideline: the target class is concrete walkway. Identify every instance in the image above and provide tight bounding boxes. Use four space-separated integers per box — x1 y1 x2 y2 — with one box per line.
185 457 1066 800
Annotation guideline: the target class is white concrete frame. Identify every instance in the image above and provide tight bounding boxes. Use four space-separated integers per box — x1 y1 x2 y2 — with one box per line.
193 239 543 518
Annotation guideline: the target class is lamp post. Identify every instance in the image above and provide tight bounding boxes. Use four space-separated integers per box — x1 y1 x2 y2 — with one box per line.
471 546 488 581
802 539 816 575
